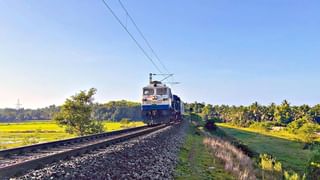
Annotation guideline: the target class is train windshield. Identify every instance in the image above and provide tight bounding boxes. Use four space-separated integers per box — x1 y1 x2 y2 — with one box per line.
143 88 154 95
156 88 167 95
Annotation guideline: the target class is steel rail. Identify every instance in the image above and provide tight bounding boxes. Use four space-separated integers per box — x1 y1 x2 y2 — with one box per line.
0 125 147 158
0 124 167 178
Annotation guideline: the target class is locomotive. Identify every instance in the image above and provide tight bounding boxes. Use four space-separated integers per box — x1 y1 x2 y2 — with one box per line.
141 74 184 125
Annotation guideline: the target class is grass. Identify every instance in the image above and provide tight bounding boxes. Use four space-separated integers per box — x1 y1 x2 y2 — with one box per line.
174 124 234 180
216 123 315 174
217 123 320 142
0 120 144 150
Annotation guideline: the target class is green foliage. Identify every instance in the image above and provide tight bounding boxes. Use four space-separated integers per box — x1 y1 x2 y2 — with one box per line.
275 100 294 125
298 123 320 143
305 149 320 179
204 119 217 131
283 171 300 180
0 105 59 122
259 154 282 172
0 100 142 123
287 117 310 133
54 88 104 136
185 100 320 129
94 100 141 121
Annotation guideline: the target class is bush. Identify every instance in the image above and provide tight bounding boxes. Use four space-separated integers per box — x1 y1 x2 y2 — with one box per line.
204 119 217 131
283 171 300 180
259 154 282 171
287 117 309 133
306 149 320 179
298 123 319 143
259 154 283 179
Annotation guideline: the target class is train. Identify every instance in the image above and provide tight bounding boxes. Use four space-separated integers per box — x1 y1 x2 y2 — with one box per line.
141 75 184 125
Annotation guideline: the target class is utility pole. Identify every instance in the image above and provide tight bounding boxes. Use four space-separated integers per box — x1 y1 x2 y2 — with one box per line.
149 73 153 83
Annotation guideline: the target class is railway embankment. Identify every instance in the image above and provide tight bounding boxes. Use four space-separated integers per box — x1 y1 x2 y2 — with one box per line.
11 121 188 180
174 120 235 179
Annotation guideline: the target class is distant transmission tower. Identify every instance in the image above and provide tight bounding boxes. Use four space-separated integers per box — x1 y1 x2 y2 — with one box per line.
15 99 23 121
16 99 22 110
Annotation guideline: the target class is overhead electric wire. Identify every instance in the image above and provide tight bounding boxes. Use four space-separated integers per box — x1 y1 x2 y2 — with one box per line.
101 0 163 73
118 0 170 74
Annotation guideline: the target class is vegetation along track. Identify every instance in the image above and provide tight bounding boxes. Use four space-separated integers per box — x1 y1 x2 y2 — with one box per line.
0 124 169 178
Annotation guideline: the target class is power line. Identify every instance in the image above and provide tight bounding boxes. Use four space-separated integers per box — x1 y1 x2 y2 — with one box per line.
118 0 170 74
101 0 163 73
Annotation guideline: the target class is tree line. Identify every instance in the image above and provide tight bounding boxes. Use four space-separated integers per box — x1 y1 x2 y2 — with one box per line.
3 99 320 127
0 101 142 122
185 100 320 127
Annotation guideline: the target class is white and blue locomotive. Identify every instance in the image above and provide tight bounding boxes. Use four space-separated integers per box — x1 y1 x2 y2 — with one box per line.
141 79 184 124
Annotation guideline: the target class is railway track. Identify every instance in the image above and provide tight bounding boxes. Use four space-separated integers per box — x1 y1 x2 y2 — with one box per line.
0 124 167 178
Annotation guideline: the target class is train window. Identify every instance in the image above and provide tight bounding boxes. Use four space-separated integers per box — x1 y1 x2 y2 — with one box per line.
156 88 167 95
143 88 154 95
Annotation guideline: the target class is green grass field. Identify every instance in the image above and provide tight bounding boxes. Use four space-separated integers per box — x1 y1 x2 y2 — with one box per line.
217 123 316 174
217 123 320 142
0 120 144 150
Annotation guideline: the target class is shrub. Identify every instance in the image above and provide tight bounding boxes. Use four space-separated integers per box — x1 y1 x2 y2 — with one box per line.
283 171 300 180
259 154 282 172
306 149 320 179
287 117 309 134
204 119 217 131
259 154 283 179
298 123 319 143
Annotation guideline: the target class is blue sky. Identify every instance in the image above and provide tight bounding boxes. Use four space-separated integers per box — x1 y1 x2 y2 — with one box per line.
0 0 319 108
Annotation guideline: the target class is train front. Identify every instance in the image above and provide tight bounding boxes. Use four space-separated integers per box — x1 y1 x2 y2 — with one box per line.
141 81 173 125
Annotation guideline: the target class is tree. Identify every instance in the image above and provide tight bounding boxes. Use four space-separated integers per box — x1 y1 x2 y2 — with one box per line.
202 104 213 121
310 104 320 123
274 100 293 125
53 88 104 136
249 102 263 122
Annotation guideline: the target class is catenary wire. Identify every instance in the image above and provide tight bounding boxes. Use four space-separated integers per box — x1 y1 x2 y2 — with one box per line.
118 0 170 74
101 0 163 73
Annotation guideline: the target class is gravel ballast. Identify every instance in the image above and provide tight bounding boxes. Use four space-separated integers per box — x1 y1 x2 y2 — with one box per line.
11 121 188 180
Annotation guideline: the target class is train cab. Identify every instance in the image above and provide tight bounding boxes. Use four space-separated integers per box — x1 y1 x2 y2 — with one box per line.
141 81 173 124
